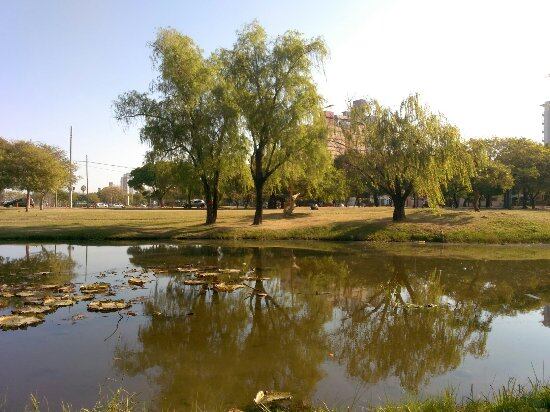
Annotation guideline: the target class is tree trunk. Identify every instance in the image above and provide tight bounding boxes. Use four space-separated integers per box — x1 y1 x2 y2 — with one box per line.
485 195 491 208
392 196 406 221
473 192 480 212
283 192 299 216
203 178 219 225
253 180 264 225
373 193 380 207
452 194 459 208
529 193 536 209
503 189 512 209
267 192 277 209
39 195 44 210
25 190 31 212
522 188 528 209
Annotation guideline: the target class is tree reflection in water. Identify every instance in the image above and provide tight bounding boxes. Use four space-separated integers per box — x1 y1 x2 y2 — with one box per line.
116 246 330 410
329 257 490 392
118 243 550 409
0 244 75 285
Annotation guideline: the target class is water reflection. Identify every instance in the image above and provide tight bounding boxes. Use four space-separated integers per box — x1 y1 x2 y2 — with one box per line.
0 244 75 285
0 242 549 411
116 243 550 409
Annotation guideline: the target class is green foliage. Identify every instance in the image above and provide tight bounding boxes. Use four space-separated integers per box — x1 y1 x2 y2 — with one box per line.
346 95 472 220
128 161 180 206
2 140 73 210
98 186 126 204
490 137 550 208
224 21 328 224
268 137 347 208
115 28 244 223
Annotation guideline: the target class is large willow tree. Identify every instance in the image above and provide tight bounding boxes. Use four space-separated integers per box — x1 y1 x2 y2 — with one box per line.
344 95 471 221
115 29 244 224
224 22 328 225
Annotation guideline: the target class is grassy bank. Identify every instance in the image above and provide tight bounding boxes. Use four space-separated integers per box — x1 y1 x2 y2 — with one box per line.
0 207 548 243
24 381 550 411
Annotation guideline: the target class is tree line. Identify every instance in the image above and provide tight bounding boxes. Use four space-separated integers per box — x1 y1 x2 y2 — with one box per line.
0 138 75 211
115 22 549 223
2 23 548 220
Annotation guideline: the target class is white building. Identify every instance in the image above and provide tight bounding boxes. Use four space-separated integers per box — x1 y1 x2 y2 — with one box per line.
543 101 550 146
120 173 134 206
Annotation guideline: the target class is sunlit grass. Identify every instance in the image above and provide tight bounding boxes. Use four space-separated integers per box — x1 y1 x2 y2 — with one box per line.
0 207 548 243
22 379 550 411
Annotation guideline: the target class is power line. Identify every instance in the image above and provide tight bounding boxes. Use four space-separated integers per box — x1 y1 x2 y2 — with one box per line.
75 160 134 169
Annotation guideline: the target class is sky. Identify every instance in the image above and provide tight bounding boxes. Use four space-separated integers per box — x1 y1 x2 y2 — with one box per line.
1 0 549 190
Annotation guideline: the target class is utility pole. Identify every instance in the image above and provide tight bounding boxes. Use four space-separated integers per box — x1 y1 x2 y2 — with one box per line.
69 126 73 208
85 155 89 196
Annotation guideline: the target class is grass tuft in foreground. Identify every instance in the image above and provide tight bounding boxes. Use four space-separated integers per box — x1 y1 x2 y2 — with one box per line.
22 380 550 411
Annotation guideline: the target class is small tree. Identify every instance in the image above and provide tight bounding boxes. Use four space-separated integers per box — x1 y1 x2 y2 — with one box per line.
345 95 471 221
492 138 549 209
128 161 179 207
225 22 328 224
98 186 126 204
3 141 72 211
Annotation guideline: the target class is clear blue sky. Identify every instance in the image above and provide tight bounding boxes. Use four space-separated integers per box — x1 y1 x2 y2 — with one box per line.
1 0 549 190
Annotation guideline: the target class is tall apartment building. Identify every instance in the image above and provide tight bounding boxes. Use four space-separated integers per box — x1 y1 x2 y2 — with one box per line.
543 101 550 146
120 173 134 206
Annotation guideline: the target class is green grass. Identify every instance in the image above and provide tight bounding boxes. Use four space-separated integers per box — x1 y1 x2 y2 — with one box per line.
0 206 549 243
24 380 550 411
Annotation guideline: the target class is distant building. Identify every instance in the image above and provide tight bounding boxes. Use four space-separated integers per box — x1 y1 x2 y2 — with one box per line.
120 173 133 195
543 101 550 146
120 173 134 206
108 182 114 187
325 111 349 157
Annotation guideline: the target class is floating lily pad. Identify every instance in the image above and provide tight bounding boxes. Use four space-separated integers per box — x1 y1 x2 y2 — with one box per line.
87 299 131 312
43 297 75 307
218 268 241 274
57 284 75 293
0 314 44 330
12 305 53 315
1 292 14 298
73 294 95 302
197 272 219 278
183 279 207 286
240 275 270 281
15 291 36 298
213 283 245 293
128 278 145 287
80 282 110 294
40 284 61 290
23 297 44 305
176 267 196 273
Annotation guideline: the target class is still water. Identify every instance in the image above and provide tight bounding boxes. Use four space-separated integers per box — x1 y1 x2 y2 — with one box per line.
0 241 549 411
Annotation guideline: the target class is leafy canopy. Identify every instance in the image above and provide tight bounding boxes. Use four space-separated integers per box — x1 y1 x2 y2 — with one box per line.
346 95 472 210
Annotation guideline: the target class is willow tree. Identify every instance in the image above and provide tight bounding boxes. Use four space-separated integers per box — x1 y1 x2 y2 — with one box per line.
345 95 471 221
115 29 243 224
224 22 328 225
